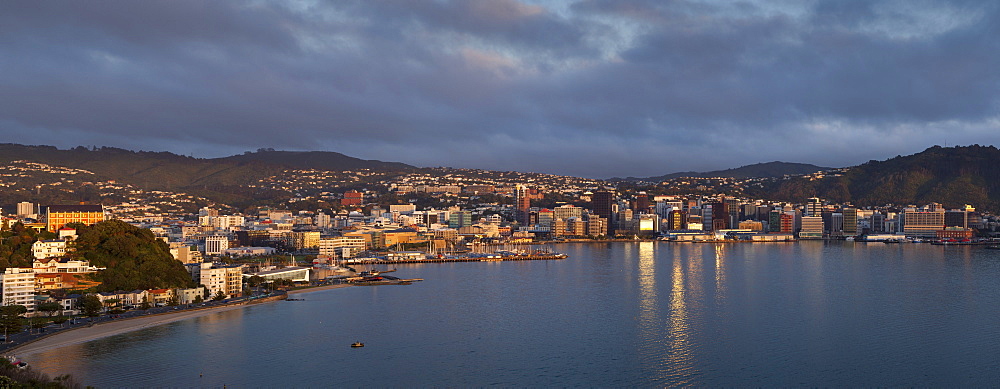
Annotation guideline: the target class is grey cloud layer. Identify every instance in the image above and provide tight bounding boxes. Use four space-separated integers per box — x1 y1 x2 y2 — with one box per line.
1 0 997 177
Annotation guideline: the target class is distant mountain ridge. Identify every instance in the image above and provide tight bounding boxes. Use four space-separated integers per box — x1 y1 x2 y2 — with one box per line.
0 143 415 206
219 149 415 172
614 161 832 182
752 145 1000 211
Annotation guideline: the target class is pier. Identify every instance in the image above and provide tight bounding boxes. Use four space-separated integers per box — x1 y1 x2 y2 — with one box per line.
348 254 567 265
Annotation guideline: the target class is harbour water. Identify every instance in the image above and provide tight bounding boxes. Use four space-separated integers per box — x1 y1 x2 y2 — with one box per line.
22 242 1000 386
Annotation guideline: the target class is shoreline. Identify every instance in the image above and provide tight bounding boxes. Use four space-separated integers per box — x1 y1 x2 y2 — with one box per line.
9 284 354 358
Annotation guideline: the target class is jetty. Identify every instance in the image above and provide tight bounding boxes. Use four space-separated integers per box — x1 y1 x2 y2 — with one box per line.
347 253 567 265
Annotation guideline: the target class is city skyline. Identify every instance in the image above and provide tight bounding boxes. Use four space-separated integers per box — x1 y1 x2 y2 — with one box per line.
2 1 999 178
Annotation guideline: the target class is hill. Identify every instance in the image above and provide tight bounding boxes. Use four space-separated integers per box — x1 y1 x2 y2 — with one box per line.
753 145 1000 211
219 149 415 172
615 161 831 182
0 143 415 207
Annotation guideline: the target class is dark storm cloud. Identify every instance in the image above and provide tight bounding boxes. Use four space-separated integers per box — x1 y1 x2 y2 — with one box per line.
1 0 998 178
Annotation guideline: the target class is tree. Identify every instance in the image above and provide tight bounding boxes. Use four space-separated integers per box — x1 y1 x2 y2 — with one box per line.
103 298 120 313
166 295 180 307
212 289 227 301
36 301 62 317
246 275 264 288
140 295 152 310
193 295 204 304
0 305 27 335
79 295 103 317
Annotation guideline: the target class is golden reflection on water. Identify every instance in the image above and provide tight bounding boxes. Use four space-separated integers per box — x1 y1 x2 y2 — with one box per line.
637 241 707 383
714 244 727 304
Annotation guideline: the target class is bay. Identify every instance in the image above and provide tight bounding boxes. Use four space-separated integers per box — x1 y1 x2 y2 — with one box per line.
23 242 1000 386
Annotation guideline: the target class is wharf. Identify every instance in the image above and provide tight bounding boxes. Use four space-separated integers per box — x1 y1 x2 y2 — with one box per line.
357 254 567 265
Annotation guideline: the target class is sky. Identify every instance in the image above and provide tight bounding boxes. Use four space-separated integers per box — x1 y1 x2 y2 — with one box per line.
1 0 999 178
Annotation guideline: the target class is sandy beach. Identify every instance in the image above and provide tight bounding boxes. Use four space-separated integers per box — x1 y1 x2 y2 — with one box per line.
10 284 353 357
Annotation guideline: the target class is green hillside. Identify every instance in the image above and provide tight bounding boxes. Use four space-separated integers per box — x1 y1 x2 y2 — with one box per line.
615 161 831 182
754 145 1000 211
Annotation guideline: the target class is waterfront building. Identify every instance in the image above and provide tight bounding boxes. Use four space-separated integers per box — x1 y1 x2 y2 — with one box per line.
800 216 823 239
738 220 764 231
637 214 658 232
843 208 859 236
901 208 946 238
587 215 607 237
44 204 105 232
829 213 844 237
175 287 205 305
1 268 36 313
188 262 244 299
246 266 310 283
936 227 974 240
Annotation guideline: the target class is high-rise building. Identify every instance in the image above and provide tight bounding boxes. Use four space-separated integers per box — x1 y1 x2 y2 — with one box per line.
592 190 614 235
768 210 782 232
634 193 650 213
842 208 858 236
780 213 795 233
806 197 823 217
901 208 945 237
16 202 34 218
800 216 824 239
449 211 473 228
2 268 36 313
944 210 969 228
667 210 686 230
515 185 531 224
724 198 739 229
871 212 886 233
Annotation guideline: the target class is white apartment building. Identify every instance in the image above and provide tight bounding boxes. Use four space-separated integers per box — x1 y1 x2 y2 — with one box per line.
32 258 103 273
188 263 243 299
32 239 67 259
204 235 230 256
2 268 37 313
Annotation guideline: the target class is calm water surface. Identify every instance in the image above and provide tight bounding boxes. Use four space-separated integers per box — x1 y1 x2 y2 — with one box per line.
24 242 1000 386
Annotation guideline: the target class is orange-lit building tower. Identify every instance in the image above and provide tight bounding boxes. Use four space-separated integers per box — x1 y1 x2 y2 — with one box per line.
45 204 105 232
515 185 531 224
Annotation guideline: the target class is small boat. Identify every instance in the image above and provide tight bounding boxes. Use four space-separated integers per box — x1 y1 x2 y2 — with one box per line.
351 342 365 348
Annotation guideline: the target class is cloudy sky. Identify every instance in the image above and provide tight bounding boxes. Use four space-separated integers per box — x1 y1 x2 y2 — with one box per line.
1 1 998 178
